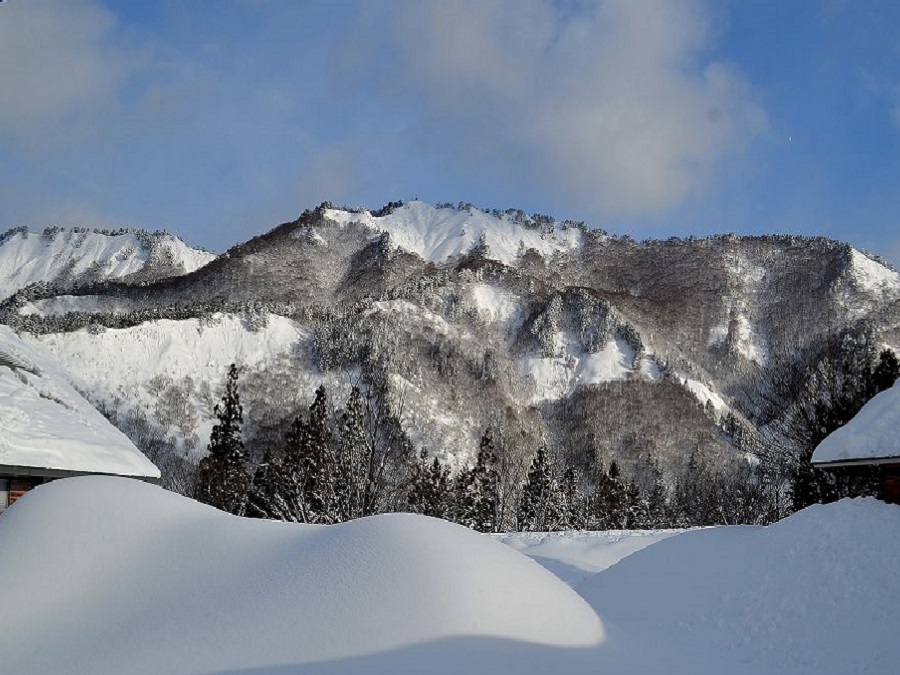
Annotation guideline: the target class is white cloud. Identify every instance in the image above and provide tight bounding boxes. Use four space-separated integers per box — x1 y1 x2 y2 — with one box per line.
376 0 767 217
0 0 135 136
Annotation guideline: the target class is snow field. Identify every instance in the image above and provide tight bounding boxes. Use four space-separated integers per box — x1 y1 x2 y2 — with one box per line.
0 479 897 674
850 249 900 295
495 528 683 587
580 497 900 675
522 336 660 403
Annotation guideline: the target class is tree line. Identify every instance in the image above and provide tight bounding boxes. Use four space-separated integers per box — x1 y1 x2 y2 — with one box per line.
192 364 793 531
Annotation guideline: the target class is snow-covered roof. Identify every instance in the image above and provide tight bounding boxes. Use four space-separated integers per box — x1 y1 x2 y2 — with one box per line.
812 382 900 466
0 326 160 480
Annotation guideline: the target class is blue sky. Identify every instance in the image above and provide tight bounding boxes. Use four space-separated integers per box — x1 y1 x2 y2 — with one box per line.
2 0 900 264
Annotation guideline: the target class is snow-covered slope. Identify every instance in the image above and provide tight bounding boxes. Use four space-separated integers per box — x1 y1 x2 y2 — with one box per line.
0 477 602 675
0 226 214 301
0 326 158 479
25 314 310 452
0 480 896 675
812 380 900 464
848 248 900 295
325 201 584 265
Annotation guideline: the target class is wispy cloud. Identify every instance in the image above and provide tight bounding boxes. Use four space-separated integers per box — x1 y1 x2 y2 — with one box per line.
351 0 767 219
0 0 136 139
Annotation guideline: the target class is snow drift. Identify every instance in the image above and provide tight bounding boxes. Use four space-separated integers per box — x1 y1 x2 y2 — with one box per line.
579 497 900 675
0 477 603 675
1 478 897 675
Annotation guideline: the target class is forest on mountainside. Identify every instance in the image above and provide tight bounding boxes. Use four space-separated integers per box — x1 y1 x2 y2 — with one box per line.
5 203 900 528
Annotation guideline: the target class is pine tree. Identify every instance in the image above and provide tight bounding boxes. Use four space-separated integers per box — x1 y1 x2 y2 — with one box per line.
644 459 669 528
605 461 629 529
407 449 453 519
557 467 583 529
518 446 552 531
455 427 500 532
305 385 339 522
338 386 367 520
625 479 650 529
194 364 250 514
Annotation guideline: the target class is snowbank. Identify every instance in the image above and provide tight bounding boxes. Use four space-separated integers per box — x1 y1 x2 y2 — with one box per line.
579 497 900 674
812 381 900 464
0 477 603 675
1 479 896 675
0 326 158 479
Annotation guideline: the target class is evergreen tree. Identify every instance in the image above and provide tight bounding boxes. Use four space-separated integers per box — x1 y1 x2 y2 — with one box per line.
603 460 629 529
407 449 452 519
194 364 250 514
305 385 340 522
518 446 553 531
644 459 670 528
455 427 501 532
584 458 629 530
337 386 367 520
625 479 650 529
557 467 583 529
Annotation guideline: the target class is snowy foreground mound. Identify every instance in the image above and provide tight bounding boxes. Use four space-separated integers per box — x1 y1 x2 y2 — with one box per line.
1 479 898 675
580 497 900 675
0 477 602 675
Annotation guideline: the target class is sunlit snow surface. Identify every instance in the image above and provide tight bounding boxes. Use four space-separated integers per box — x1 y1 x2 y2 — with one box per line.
324 201 583 265
0 478 602 675
0 228 214 302
26 314 308 452
1 479 897 675
0 327 158 479
849 249 900 295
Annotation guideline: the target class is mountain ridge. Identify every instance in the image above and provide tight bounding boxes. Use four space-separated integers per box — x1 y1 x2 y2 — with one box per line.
2 201 899 499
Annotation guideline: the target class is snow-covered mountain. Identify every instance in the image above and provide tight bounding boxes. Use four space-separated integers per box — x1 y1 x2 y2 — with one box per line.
4 201 900 492
0 226 215 302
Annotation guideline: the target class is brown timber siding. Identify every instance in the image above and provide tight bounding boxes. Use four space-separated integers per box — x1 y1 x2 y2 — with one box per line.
884 465 900 505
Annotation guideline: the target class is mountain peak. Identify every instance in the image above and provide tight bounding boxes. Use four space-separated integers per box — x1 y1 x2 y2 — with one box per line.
323 201 586 265
0 226 216 301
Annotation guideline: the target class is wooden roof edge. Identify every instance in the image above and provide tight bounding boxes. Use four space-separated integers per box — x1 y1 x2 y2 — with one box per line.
812 455 900 469
0 464 161 485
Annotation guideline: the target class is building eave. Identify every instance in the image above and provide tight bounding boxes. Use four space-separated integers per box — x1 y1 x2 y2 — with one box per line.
812 456 900 469
0 464 161 485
